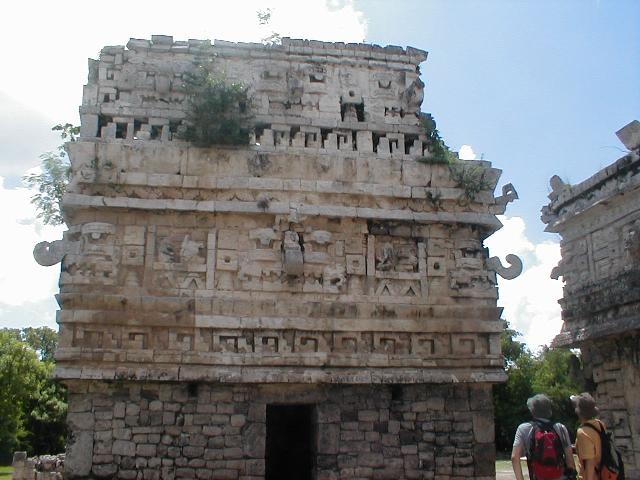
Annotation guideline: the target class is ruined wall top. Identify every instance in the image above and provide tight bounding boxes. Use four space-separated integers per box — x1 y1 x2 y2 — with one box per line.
542 120 640 234
34 36 523 385
80 35 429 146
543 120 640 347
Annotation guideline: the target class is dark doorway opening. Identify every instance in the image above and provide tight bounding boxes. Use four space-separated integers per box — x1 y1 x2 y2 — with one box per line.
265 404 314 480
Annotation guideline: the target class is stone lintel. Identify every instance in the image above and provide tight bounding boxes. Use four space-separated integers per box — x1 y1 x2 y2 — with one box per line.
61 193 503 231
552 315 640 348
54 365 505 384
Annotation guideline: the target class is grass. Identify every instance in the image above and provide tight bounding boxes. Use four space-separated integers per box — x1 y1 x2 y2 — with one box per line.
0 466 13 479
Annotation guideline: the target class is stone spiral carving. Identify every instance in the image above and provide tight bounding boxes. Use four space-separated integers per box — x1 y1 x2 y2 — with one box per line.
33 240 66 266
486 254 523 280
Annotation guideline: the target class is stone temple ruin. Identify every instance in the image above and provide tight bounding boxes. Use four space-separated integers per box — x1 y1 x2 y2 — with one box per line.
543 120 640 480
34 35 522 479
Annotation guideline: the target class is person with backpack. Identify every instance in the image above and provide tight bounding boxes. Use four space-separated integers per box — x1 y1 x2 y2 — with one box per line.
511 394 577 480
571 392 625 480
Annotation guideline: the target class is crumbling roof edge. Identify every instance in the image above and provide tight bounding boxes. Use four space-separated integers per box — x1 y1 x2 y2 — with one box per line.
551 314 640 348
99 35 428 65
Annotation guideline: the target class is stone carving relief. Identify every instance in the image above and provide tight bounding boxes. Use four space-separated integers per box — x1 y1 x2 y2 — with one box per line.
283 231 304 276
33 240 67 266
623 222 640 264
366 235 427 298
486 254 523 280
374 238 418 273
69 323 499 361
450 239 496 292
61 223 118 286
402 77 424 116
152 229 208 291
494 183 519 214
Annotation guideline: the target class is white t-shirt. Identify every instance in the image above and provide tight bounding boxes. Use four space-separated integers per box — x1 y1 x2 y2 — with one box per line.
513 419 572 456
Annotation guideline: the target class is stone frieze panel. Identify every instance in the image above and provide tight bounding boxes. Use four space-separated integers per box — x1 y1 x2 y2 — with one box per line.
63 324 500 361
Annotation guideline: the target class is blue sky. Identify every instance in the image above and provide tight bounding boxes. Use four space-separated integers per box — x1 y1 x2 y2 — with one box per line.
0 0 637 347
359 0 639 242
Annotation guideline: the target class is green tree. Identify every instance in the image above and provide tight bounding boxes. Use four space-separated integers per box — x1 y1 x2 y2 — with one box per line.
494 323 583 452
20 360 67 457
21 327 58 363
532 347 582 437
179 65 252 147
23 123 79 226
0 329 67 462
499 319 528 368
0 330 41 462
257 8 282 45
494 323 536 452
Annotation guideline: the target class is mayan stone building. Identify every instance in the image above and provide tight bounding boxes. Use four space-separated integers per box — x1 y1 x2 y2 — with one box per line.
35 35 522 479
543 120 640 479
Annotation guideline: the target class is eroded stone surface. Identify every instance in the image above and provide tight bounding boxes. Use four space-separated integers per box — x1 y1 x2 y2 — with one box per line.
543 120 640 479
57 382 495 480
35 36 521 479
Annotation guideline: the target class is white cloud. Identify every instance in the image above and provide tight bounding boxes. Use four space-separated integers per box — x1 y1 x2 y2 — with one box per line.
485 216 563 349
458 144 477 160
0 178 63 329
0 0 368 331
0 0 368 124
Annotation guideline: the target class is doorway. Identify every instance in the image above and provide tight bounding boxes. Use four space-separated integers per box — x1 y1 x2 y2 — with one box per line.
265 404 314 480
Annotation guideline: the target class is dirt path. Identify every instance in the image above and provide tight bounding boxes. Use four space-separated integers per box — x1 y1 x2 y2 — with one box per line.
496 460 529 480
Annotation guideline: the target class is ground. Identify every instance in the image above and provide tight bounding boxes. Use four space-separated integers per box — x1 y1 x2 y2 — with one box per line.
0 466 12 479
496 458 529 480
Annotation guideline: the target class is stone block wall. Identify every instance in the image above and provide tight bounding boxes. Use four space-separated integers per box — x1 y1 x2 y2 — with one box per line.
33 36 523 479
544 121 640 479
63 381 495 480
579 336 640 478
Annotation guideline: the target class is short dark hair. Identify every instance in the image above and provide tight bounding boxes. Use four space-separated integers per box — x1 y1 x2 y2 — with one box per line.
526 394 553 419
570 393 599 419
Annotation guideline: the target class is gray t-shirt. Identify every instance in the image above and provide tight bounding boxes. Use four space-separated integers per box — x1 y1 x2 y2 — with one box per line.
513 419 572 456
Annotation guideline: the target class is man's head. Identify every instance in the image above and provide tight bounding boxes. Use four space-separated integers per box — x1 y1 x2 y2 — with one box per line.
526 394 553 419
570 392 599 420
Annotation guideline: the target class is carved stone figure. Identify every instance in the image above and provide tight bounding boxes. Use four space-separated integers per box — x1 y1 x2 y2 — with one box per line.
282 231 304 276
377 242 396 271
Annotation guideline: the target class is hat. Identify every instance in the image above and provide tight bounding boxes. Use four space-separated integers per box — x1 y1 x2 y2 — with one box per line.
570 392 599 419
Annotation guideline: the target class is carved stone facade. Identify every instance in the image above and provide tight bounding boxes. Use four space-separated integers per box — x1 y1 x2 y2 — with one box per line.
36 36 520 479
543 120 640 480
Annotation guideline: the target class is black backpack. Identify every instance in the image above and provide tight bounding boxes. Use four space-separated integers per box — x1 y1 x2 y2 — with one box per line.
582 421 625 480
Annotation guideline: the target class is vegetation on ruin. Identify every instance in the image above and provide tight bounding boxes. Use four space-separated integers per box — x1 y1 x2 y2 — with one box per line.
416 113 492 203
449 162 492 204
494 321 582 452
23 124 79 226
178 62 253 147
417 113 458 165
0 328 67 463
257 8 282 45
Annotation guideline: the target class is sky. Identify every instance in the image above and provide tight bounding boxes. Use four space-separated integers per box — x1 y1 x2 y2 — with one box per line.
0 0 637 348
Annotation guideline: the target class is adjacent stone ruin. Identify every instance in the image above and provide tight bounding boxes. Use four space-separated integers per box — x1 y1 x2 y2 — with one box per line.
35 35 522 479
12 451 65 480
543 120 640 479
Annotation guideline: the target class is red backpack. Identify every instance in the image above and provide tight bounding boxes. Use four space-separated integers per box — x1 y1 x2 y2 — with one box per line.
527 421 566 480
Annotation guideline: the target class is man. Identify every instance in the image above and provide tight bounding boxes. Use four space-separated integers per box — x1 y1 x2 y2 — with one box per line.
512 394 577 480
571 393 602 480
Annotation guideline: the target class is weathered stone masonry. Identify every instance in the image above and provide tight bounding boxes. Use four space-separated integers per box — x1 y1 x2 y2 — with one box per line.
35 35 521 479
63 382 495 480
543 120 640 480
